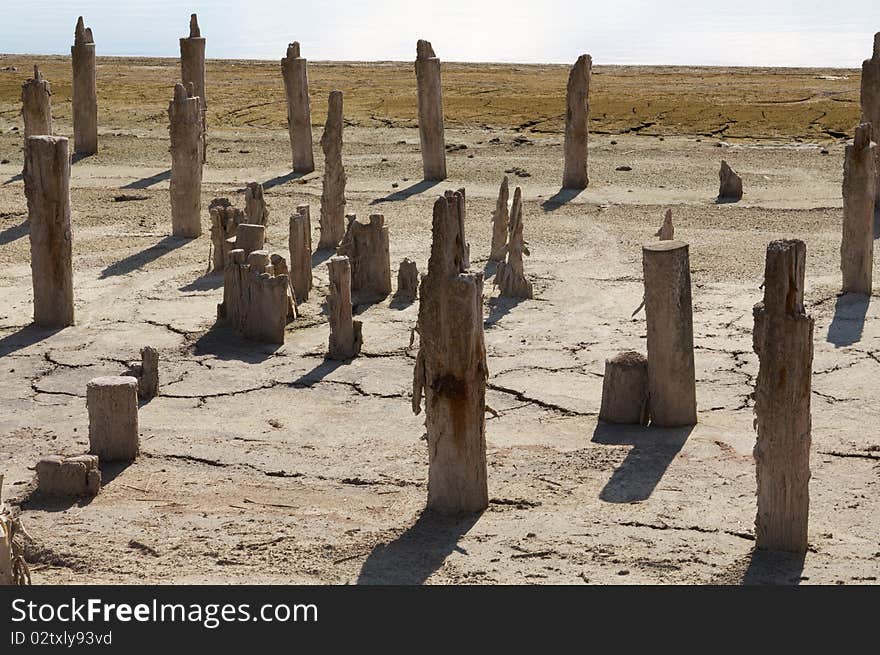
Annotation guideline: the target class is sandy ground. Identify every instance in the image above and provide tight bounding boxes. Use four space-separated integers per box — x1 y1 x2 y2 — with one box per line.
0 58 879 585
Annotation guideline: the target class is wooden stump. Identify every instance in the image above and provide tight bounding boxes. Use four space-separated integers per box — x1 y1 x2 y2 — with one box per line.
489 176 509 262
395 258 419 301
841 123 876 294
235 223 265 256
336 213 392 300
87 376 139 461
753 239 813 553
244 181 269 226
599 351 649 425
327 255 363 360
21 65 52 138
496 185 533 299
289 204 313 303
412 195 488 513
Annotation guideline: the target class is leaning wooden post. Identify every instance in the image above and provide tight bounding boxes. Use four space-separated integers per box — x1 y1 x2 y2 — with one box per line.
841 123 877 295
281 42 315 173
168 83 203 237
752 239 813 553
415 40 447 181
327 255 362 360
319 90 346 248
21 66 52 138
24 136 74 328
412 195 488 513
642 240 697 426
180 13 207 163
71 16 97 156
562 54 591 189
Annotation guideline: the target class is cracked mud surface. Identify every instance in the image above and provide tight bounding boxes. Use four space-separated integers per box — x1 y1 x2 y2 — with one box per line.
1 62 880 584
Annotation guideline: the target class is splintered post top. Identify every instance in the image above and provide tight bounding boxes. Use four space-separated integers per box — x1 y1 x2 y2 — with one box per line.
416 39 436 60
287 42 301 58
189 14 200 38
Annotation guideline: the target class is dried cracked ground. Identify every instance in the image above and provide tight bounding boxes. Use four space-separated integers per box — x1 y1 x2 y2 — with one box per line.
0 59 879 584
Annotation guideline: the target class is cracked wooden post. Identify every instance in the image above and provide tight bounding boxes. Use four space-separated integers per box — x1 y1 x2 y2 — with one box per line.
289 204 312 303
841 123 877 294
21 66 52 138
219 249 290 343
395 258 419 301
24 136 74 328
244 180 269 226
87 376 139 462
753 239 813 553
642 240 697 427
599 351 649 425
71 16 97 155
489 176 509 262
168 83 203 237
327 255 362 360
209 198 244 271
137 346 159 400
336 213 392 299
235 223 265 256
412 195 488 513
180 13 207 163
496 185 533 299
562 54 591 189
861 33 880 206
319 90 346 249
415 40 447 181
281 42 315 173
444 188 470 269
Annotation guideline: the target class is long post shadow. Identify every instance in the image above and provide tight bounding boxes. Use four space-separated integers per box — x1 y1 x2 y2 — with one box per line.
370 179 440 204
357 510 482 584
591 422 693 503
0 325 62 357
100 236 189 278
0 219 28 245
191 320 282 363
826 293 870 348
121 169 171 190
540 187 583 212
262 171 309 190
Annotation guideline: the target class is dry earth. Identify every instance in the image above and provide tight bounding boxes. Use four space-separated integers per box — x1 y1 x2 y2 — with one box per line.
0 57 878 584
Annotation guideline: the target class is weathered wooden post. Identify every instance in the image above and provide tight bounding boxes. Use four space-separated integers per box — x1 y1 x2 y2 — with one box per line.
168 83 203 237
180 13 207 162
752 239 813 553
642 240 697 426
860 33 880 206
281 42 315 173
562 54 591 189
24 136 74 328
841 123 877 294
319 90 346 249
288 204 313 303
496 186 533 299
412 195 488 513
489 176 509 262
71 16 97 155
21 66 52 138
327 255 362 360
415 40 447 181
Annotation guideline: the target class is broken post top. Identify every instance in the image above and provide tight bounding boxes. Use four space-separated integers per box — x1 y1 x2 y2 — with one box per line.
572 53 592 73
286 42 301 59
33 65 42 81
643 239 687 253
189 13 201 38
853 122 873 149
74 16 94 45
874 32 880 60
760 239 806 317
172 82 194 103
427 195 465 279
416 39 437 60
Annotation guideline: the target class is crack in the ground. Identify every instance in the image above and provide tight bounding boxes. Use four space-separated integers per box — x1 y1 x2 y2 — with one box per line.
619 520 755 541
486 383 593 417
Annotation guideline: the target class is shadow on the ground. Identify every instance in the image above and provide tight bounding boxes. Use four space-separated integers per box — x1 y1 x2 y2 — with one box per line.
482 259 499 279
715 196 740 204
356 510 482 584
2 173 23 185
120 169 171 190
100 235 189 278
0 219 28 245
741 548 806 585
18 460 133 513
311 248 335 268
591 421 693 503
191 321 282 363
389 293 417 310
0 325 62 356
540 187 583 211
826 293 870 348
485 294 527 328
370 179 441 204
263 171 309 190
179 271 223 292
292 357 347 386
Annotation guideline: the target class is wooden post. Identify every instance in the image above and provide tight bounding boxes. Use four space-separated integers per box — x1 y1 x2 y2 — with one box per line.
860 33 880 206
319 90 346 248
412 195 488 513
327 255 362 360
21 65 52 138
841 123 877 294
336 213 392 300
415 40 447 181
180 14 207 162
599 351 649 425
24 136 74 328
753 239 813 553
168 83 203 237
642 240 697 426
489 176 509 262
281 42 315 173
71 16 97 155
496 186 533 299
562 54 591 189
288 204 313 303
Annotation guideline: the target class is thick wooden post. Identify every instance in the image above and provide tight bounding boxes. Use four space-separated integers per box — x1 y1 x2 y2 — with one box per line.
319 90 346 248
841 123 877 294
415 40 447 181
562 54 591 189
180 14 207 162
281 42 315 173
752 240 813 553
168 83 203 237
71 17 97 155
327 255 362 360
